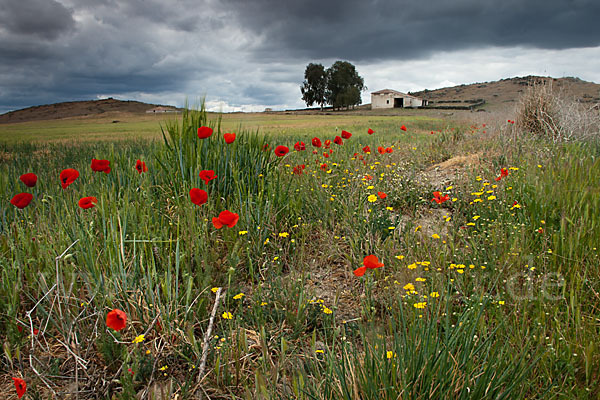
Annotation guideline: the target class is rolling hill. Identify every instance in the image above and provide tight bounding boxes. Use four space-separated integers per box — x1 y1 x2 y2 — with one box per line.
2 76 599 123
411 75 600 111
0 98 178 124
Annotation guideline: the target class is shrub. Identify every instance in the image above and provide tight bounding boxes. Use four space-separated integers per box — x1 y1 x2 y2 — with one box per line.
515 79 600 142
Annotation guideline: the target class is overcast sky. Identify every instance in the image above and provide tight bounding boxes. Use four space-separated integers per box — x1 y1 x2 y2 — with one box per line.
1 0 599 114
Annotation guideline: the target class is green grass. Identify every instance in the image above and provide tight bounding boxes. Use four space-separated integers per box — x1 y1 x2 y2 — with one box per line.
0 110 445 143
1 107 598 399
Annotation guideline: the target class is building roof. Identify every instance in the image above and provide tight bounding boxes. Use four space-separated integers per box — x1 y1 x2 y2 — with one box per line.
371 89 421 99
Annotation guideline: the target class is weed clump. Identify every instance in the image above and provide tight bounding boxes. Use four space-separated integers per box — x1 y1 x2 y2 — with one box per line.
515 79 600 142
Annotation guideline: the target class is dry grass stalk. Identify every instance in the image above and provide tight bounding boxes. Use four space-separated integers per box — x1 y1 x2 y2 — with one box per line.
516 79 600 142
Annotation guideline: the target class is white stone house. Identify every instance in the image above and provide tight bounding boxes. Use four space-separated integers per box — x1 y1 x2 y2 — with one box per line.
371 89 427 109
146 106 178 113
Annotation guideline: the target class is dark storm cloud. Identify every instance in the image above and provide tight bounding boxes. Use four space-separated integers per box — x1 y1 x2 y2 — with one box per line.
223 0 600 61
0 0 598 114
0 0 75 39
0 0 225 113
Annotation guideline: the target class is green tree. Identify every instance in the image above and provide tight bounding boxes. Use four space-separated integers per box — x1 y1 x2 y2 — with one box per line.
326 61 365 110
300 63 328 110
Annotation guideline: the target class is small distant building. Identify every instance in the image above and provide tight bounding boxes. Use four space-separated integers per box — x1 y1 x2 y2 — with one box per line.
264 107 273 112
146 106 178 113
371 89 427 109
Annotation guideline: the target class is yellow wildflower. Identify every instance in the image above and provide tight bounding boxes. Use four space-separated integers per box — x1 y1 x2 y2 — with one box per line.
132 334 145 344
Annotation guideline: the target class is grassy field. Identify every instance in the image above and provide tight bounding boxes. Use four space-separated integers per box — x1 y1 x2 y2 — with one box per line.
0 109 450 143
1 107 599 399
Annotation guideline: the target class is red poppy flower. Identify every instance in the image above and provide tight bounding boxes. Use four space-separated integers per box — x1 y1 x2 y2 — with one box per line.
353 266 367 277
78 196 98 209
262 144 271 151
189 188 208 205
341 130 352 139
293 164 305 175
367 128 375 135
60 168 79 189
495 168 509 181
212 210 239 229
320 163 328 171
400 125 407 131
294 141 306 151
334 136 343 145
19 173 37 187
312 137 322 148
10 193 33 209
323 152 329 158
12 377 26 399
223 133 236 144
91 159 111 173
377 146 385 154
274 145 289 157
324 139 331 148
135 159 148 174
364 174 373 180
377 191 387 199
385 147 393 153
431 191 450 204
197 126 213 139
199 170 217 185
363 145 371 153
364 255 384 269
106 309 127 331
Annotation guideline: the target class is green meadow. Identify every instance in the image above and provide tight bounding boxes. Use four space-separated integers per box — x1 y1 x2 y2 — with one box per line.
1 106 599 399
0 110 443 143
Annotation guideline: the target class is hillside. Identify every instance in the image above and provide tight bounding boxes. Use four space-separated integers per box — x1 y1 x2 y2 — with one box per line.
0 98 178 124
411 76 600 111
2 76 599 123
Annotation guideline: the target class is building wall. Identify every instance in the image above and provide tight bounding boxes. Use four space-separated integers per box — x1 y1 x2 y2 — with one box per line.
371 93 395 109
405 97 423 107
372 93 424 109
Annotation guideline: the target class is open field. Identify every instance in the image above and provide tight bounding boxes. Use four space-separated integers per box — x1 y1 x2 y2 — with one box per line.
0 109 451 144
1 104 599 399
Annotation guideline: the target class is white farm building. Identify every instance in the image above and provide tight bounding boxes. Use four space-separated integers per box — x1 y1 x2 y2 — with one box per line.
145 106 178 113
371 89 427 109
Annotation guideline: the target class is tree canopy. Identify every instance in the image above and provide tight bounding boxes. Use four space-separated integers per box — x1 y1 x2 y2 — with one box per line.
300 63 327 110
326 61 365 109
300 61 365 110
